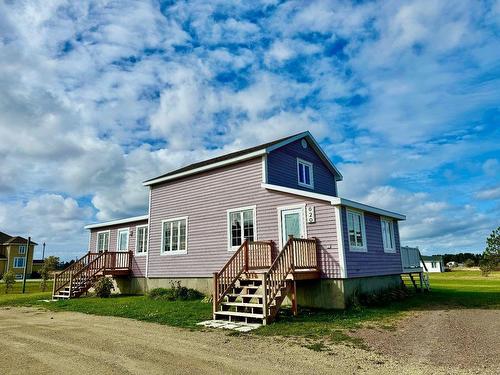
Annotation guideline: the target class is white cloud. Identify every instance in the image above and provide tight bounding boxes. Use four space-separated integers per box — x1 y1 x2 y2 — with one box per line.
475 186 500 200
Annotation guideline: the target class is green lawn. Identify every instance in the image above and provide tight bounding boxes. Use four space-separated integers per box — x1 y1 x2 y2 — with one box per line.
0 280 53 306
0 270 498 338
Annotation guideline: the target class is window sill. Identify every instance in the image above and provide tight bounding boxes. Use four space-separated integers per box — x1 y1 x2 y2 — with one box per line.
135 252 147 257
160 251 188 256
298 182 314 189
349 246 367 253
383 248 396 253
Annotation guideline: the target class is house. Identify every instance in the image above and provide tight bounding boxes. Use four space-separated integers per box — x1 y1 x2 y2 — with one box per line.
446 261 458 268
0 231 37 279
54 131 426 324
421 255 445 273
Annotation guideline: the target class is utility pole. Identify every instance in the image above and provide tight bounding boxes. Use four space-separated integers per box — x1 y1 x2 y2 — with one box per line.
42 242 46 260
22 237 31 294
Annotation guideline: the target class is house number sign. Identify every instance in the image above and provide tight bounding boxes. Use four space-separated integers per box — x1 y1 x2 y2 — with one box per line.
306 205 316 223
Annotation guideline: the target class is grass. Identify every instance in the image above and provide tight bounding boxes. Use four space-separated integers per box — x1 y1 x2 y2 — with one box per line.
0 270 498 342
0 279 53 306
255 269 500 342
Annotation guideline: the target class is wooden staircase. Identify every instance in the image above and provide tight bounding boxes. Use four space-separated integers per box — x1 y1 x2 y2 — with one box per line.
52 251 132 300
213 237 319 325
400 247 431 293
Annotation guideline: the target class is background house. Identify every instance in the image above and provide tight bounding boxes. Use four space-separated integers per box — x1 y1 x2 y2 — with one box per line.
0 231 37 279
421 255 445 273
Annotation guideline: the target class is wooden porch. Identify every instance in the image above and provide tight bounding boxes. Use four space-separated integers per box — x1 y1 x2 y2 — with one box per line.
52 251 132 299
213 236 320 325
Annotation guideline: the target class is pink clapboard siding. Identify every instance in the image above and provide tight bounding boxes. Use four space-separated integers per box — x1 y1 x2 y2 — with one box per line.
148 157 341 279
88 219 148 277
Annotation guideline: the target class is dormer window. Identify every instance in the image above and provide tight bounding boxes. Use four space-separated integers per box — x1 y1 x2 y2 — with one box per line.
297 158 314 189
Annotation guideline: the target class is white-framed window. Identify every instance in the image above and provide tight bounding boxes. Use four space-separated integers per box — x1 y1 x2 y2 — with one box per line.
297 158 314 189
96 231 110 252
117 229 129 251
13 257 25 268
161 217 188 255
15 274 23 280
227 206 256 251
19 245 27 254
135 225 148 255
347 209 367 252
381 217 396 253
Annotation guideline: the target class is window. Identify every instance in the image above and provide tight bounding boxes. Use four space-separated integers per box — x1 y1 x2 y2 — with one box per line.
136 225 148 254
381 218 396 252
297 158 314 189
19 245 27 254
162 217 187 254
117 229 129 251
97 231 110 252
431 261 436 268
227 207 256 250
13 257 25 268
347 210 367 251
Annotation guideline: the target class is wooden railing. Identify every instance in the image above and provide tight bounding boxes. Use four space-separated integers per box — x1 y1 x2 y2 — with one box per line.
264 237 318 314
213 240 274 313
248 241 274 269
52 251 132 297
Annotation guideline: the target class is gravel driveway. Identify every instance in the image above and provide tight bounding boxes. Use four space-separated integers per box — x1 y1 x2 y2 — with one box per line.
0 307 497 374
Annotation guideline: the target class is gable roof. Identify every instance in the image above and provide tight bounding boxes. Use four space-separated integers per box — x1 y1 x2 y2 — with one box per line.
421 255 443 261
143 131 343 186
0 231 12 244
3 236 38 246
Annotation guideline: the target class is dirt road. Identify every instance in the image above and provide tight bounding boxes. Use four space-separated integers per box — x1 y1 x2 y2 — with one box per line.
0 307 497 374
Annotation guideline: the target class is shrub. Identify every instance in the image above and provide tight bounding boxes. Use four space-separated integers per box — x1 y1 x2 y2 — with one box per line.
94 277 114 298
2 271 16 293
479 259 495 277
39 266 50 292
464 259 475 268
148 281 204 301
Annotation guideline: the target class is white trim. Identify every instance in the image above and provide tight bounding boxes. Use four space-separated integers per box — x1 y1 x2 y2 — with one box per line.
261 155 268 183
135 224 148 256
160 216 188 255
346 209 367 252
85 215 149 229
145 187 152 277
96 230 110 252
260 183 406 220
227 205 257 251
334 206 347 278
296 158 314 189
381 217 396 253
116 228 129 252
143 150 266 186
277 203 307 249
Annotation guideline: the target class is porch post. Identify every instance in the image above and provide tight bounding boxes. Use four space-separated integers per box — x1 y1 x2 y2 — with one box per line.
212 272 218 319
291 280 298 316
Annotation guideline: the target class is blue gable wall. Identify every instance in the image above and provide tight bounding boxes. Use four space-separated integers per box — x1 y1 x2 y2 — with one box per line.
267 138 337 196
342 207 403 278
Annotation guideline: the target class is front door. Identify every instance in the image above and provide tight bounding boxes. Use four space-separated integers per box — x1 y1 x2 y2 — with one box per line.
280 207 305 248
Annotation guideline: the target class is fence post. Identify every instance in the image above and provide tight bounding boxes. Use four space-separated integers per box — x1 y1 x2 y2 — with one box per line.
244 239 249 272
212 272 218 319
52 273 57 298
262 273 268 325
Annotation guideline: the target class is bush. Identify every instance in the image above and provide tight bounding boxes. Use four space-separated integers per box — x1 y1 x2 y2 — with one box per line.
148 281 204 301
464 259 475 268
2 271 16 293
479 259 495 277
94 277 114 298
39 266 51 292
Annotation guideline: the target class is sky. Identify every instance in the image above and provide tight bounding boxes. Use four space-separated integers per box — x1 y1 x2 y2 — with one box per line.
0 0 499 261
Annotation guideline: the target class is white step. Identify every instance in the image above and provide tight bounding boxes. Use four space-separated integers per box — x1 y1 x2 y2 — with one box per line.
226 293 263 299
214 311 265 319
221 302 263 308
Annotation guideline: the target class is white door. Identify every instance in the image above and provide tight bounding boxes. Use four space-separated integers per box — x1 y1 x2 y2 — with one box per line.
117 229 129 252
279 208 306 248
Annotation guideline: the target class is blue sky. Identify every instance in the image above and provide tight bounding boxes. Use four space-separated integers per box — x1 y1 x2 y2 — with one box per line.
0 0 499 260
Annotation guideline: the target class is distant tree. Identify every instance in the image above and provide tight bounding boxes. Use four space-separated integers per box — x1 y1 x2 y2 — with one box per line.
2 271 16 293
44 256 59 271
39 266 50 292
464 259 475 268
480 227 500 277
